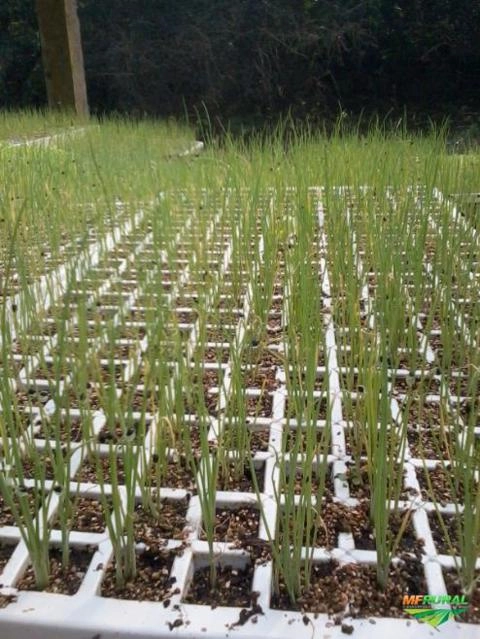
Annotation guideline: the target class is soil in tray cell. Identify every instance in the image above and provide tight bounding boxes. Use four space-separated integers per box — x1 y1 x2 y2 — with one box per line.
129 307 157 322
283 426 325 452
245 393 273 418
116 325 146 340
195 367 223 391
68 323 106 339
21 447 66 481
271 555 427 617
241 343 279 367
279 498 423 554
200 505 260 543
417 462 476 504
60 385 104 411
344 462 412 500
101 548 177 602
95 292 130 306
399 398 448 427
205 310 244 325
443 570 480 623
0 488 44 527
344 423 375 457
12 337 47 356
242 366 279 390
427 511 463 555
202 389 219 416
202 346 231 364
248 427 270 453
0 409 36 434
287 369 327 392
15 388 52 409
453 397 480 424
350 505 424 555
338 371 367 393
122 386 160 413
280 464 334 497
34 414 91 443
98 418 150 444
391 372 442 395
183 561 255 608
175 310 198 324
53 496 108 533
96 342 138 360
116 281 142 293
31 323 57 338
0 358 23 375
278 499 351 550
214 296 244 310
218 461 265 493
0 542 15 573
88 362 128 386
83 307 118 322
285 395 329 421
169 389 213 416
336 348 375 369
407 425 454 459
149 455 197 492
266 315 282 336
17 547 93 595
75 454 126 484
31 360 73 381
383 349 427 370
449 374 473 397
133 499 189 542
205 326 236 342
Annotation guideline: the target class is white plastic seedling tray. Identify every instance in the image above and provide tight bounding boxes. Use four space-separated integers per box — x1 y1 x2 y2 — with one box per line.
0 186 478 639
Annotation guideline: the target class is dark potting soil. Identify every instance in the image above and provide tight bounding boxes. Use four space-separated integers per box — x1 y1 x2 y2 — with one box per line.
133 499 189 543
271 555 427 618
242 366 279 390
248 427 271 453
428 511 461 555
183 562 254 608
75 454 126 484
345 462 411 501
283 426 326 452
0 543 14 573
417 463 475 504
101 549 177 602
17 547 93 595
34 416 84 443
246 393 273 418
407 425 453 459
149 456 197 492
200 505 260 543
281 465 334 497
52 496 108 533
0 489 43 527
97 419 149 444
443 570 480 623
218 462 265 493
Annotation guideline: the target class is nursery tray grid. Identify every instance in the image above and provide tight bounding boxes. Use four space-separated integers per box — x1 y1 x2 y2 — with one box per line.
0 186 478 639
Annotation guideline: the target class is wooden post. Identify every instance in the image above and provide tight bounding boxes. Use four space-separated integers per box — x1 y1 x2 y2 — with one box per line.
35 0 89 117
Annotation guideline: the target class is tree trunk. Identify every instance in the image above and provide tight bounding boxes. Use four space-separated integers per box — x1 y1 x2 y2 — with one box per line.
35 0 89 117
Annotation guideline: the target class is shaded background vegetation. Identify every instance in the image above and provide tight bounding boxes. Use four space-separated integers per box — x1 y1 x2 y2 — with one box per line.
1 1 479 131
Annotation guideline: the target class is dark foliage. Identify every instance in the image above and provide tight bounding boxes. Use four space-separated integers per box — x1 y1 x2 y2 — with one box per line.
1 1 479 120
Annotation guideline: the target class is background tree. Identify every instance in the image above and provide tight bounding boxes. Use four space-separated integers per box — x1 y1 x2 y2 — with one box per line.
1 0 479 127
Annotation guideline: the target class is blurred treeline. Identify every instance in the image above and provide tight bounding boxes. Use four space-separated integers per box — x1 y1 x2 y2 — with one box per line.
1 1 479 127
